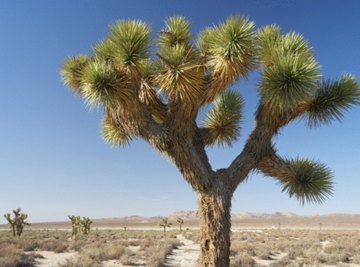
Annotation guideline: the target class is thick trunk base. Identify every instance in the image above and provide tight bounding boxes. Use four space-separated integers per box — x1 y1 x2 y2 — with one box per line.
197 189 232 267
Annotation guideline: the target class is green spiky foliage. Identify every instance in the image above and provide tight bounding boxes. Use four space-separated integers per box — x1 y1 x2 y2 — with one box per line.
60 55 89 93
306 74 360 127
259 29 319 113
279 158 333 205
81 60 130 108
156 45 203 103
101 116 132 147
61 16 359 265
200 16 256 89
203 91 244 146
177 217 184 233
158 16 191 47
108 20 151 67
4 208 30 237
159 217 172 233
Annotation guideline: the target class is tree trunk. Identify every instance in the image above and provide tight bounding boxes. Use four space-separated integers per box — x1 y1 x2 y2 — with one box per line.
197 187 232 267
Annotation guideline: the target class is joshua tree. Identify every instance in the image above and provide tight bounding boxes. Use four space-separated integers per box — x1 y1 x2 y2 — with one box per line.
68 215 80 238
4 208 30 237
177 217 184 233
80 217 92 234
160 217 172 233
68 215 92 236
61 16 359 266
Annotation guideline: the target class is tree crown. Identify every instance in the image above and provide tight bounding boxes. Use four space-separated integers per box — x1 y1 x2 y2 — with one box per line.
61 15 359 205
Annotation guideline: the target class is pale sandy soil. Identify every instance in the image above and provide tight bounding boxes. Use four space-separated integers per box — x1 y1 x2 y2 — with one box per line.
23 233 360 267
32 251 78 266
102 259 146 267
163 234 200 267
254 252 287 266
102 244 145 267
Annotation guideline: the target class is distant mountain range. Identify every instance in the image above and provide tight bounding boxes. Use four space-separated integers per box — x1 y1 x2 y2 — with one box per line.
1 211 360 229
94 211 360 226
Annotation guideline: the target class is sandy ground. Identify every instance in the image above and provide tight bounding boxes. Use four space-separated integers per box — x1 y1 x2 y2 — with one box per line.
32 251 78 266
25 234 360 267
163 234 200 267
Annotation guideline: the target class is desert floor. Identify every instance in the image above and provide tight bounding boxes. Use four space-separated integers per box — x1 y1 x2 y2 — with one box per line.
1 226 360 267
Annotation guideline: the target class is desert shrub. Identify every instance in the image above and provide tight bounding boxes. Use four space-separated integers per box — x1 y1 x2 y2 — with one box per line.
353 254 360 264
269 256 291 267
316 251 350 265
120 252 134 265
127 238 139 246
37 238 68 253
58 257 98 267
254 246 272 260
80 243 125 262
269 256 304 267
183 231 200 243
146 239 180 267
139 238 153 250
0 243 36 267
231 252 255 267
231 240 255 256
285 247 303 260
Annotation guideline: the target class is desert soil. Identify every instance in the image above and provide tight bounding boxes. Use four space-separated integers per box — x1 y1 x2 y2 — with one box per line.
32 251 78 266
163 234 200 267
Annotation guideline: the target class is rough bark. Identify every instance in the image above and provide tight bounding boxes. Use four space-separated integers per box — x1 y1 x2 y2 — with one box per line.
197 181 232 267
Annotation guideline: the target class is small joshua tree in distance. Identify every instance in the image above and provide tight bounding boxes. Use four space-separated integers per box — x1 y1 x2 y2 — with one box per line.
160 217 172 233
177 217 184 233
4 208 30 237
81 217 92 234
68 215 92 237
4 213 16 237
68 215 80 238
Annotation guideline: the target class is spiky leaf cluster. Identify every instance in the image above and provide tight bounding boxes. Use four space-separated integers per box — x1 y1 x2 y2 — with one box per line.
102 117 132 147
81 60 130 108
280 158 333 205
306 74 360 127
257 25 281 66
93 39 118 62
158 16 191 47
156 45 203 102
261 55 319 110
203 91 244 146
137 60 163 114
259 28 319 112
199 16 257 88
108 20 151 67
61 55 89 92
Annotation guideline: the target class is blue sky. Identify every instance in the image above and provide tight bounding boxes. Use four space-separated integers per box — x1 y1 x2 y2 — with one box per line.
0 0 359 223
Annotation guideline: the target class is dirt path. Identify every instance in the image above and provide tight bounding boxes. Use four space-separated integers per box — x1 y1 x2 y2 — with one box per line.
33 251 78 266
164 234 200 267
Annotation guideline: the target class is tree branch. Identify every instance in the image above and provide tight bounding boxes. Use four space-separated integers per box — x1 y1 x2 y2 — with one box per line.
226 102 309 192
257 152 293 182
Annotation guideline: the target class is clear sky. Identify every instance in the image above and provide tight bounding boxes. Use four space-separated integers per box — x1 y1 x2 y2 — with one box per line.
0 0 359 223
